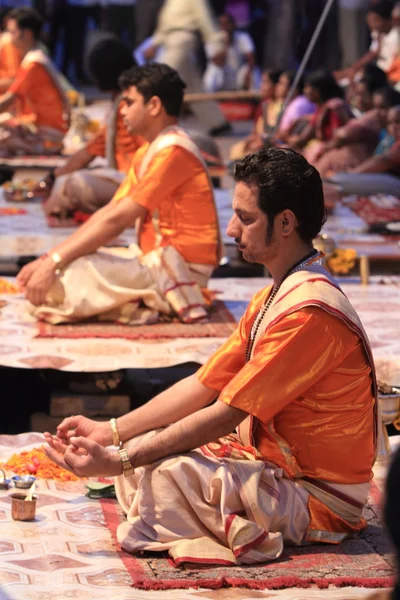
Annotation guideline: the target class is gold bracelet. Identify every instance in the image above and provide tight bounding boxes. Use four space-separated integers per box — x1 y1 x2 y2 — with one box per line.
110 418 121 448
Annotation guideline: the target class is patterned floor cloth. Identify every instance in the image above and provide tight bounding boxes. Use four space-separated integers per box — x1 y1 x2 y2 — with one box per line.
0 277 400 384
35 301 239 340
100 491 393 591
0 434 394 598
347 196 400 225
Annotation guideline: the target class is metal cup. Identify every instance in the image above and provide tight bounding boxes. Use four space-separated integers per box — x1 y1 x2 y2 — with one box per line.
10 493 38 521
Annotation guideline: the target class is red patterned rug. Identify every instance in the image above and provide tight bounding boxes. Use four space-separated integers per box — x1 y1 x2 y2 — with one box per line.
99 484 394 591
36 301 237 340
349 196 400 224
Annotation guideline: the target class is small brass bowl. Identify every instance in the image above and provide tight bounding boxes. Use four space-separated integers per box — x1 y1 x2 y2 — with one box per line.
12 475 36 489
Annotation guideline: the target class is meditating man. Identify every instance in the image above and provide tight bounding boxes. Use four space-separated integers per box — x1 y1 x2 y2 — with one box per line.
45 148 378 566
0 7 70 157
0 9 21 93
17 63 220 323
42 37 145 219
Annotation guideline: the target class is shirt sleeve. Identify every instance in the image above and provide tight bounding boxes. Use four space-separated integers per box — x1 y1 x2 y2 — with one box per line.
118 145 205 212
9 63 36 97
237 32 255 55
197 287 268 391
216 307 363 424
85 127 106 158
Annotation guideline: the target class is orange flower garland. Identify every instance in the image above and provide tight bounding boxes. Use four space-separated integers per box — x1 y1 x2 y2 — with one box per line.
0 446 81 481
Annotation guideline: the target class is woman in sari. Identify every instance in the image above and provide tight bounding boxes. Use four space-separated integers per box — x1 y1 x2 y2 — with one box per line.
229 69 282 160
286 69 354 165
316 85 400 177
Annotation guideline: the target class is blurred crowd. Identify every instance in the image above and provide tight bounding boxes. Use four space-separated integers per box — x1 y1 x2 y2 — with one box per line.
0 0 399 195
1 0 399 87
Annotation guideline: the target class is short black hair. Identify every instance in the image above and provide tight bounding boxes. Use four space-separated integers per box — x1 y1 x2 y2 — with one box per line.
7 7 42 39
373 85 400 107
88 37 136 92
119 63 186 117
305 69 344 101
368 0 394 20
384 446 400 600
234 148 326 244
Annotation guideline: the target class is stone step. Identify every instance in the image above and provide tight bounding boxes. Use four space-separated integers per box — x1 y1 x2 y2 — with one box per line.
50 394 130 418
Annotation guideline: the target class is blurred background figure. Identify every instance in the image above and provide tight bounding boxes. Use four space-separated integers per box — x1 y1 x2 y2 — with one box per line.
143 0 231 135
0 8 22 93
203 12 258 92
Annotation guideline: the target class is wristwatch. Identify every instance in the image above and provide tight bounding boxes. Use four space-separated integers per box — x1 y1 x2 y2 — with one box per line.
118 447 134 477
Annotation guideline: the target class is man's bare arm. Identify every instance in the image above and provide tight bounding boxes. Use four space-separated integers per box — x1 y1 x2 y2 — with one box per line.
128 399 246 468
54 147 95 177
0 91 16 113
116 373 219 443
50 195 146 267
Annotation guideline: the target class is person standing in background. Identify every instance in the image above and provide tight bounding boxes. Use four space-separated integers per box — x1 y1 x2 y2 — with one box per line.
144 0 231 135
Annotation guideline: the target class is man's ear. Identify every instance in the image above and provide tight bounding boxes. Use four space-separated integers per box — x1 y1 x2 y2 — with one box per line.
148 95 162 117
279 209 297 237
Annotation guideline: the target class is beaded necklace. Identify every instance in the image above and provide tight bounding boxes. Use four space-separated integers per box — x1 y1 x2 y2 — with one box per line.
245 249 322 362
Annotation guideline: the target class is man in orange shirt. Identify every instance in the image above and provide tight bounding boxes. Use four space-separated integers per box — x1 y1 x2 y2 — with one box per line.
17 63 220 321
0 7 69 157
42 38 144 219
44 147 379 566
0 10 21 93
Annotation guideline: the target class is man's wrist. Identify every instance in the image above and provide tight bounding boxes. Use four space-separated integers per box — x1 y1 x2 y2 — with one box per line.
48 251 64 274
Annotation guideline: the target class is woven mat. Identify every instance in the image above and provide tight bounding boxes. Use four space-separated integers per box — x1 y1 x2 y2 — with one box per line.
36 300 242 340
99 483 394 591
349 195 400 224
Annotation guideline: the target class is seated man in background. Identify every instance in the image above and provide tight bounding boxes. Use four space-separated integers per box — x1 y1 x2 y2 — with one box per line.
45 148 378 566
0 7 69 157
42 37 145 219
0 9 21 93
203 12 257 92
17 64 220 324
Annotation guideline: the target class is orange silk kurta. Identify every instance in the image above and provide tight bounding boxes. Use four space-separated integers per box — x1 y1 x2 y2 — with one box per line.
112 144 219 266
9 62 66 132
197 286 376 538
198 286 375 483
85 101 144 174
0 35 20 84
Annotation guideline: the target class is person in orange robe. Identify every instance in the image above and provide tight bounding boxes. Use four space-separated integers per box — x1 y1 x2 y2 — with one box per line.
17 63 220 318
43 147 378 567
0 7 69 157
42 38 144 219
0 18 21 93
